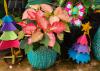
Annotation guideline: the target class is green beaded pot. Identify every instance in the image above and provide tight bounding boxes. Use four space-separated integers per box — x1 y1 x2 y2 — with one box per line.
92 26 100 60
27 46 57 69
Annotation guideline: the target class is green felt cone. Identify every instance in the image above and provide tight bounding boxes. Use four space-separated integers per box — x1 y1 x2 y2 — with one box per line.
0 31 17 40
92 26 100 60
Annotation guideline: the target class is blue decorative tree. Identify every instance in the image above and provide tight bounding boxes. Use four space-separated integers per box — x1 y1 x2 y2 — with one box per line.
68 22 92 64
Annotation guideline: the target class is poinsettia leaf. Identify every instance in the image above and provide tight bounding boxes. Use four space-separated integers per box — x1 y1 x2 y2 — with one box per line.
52 41 61 54
47 32 56 47
32 43 41 51
23 23 36 35
24 44 33 54
14 17 22 22
18 31 25 40
36 15 49 31
40 34 50 47
57 33 64 40
17 21 26 27
64 23 70 33
40 4 53 13
50 22 66 34
32 31 43 43
20 39 28 49
22 8 36 20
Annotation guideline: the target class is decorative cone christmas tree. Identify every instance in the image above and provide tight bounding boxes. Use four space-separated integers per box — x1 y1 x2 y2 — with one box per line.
0 0 21 64
26 0 52 8
0 16 20 50
68 22 92 63
92 26 100 60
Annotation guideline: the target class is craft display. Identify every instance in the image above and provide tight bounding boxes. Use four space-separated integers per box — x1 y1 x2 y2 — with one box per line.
92 26 100 60
0 0 99 69
68 22 92 63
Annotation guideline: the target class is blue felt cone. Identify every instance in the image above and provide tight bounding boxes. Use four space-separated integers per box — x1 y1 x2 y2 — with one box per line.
68 49 90 64
2 16 13 23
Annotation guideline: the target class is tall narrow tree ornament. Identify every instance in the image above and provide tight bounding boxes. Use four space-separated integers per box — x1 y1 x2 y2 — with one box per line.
26 0 52 8
0 0 21 64
68 22 92 63
92 26 100 60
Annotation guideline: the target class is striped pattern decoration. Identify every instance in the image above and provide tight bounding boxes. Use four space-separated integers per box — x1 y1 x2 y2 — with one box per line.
92 27 100 60
27 46 57 69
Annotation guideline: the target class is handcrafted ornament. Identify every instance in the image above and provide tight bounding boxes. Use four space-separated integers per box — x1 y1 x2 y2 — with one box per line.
92 26 100 60
93 0 100 10
65 2 85 26
68 22 92 63
82 22 92 36
0 0 22 65
68 34 90 63
27 46 57 69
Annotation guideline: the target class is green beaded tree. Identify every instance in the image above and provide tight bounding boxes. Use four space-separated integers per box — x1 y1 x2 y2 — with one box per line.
94 0 100 9
92 26 100 60
26 0 52 7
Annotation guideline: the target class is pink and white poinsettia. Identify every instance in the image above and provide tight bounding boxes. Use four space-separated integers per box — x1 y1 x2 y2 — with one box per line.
18 4 68 47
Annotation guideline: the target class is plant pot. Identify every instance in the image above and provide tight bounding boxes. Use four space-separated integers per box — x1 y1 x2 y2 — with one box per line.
27 46 57 69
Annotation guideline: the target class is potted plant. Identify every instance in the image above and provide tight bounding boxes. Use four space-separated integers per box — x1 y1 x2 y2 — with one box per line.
17 3 70 69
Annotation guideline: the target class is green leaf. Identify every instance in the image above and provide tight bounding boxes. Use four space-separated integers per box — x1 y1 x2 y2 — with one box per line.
40 34 50 47
53 42 61 54
65 23 70 33
18 31 25 40
20 39 28 49
57 0 65 6
57 33 64 41
32 43 41 50
14 17 22 22
24 44 33 54
82 0 91 9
